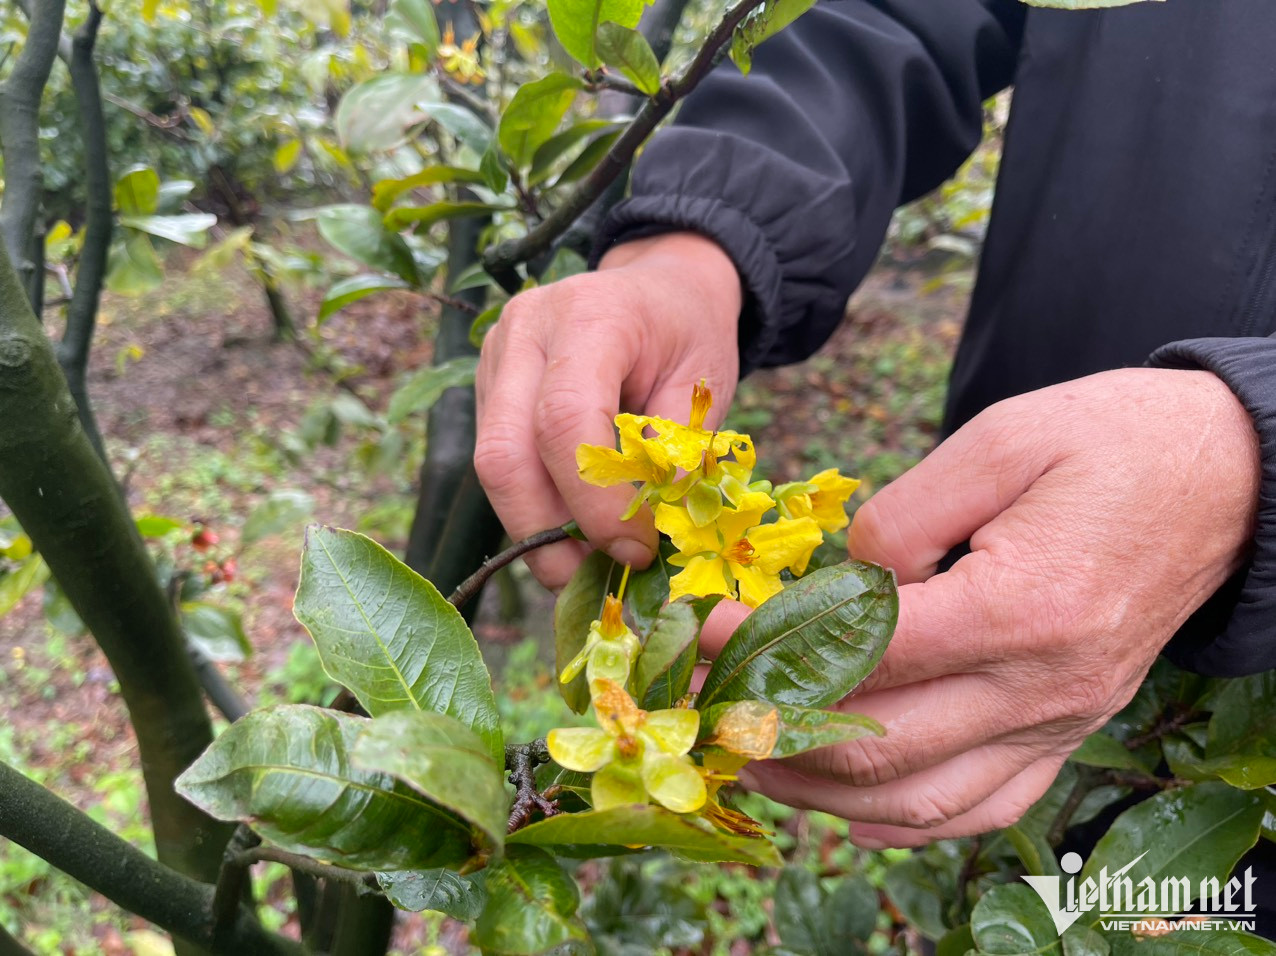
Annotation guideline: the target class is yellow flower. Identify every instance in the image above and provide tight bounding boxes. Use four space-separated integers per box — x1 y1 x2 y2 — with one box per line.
696 751 770 837
575 382 755 520
559 595 641 689
438 26 485 84
776 468 861 534
655 492 823 608
546 680 706 813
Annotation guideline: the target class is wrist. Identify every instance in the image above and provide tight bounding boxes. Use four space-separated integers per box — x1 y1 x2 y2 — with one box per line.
599 232 744 323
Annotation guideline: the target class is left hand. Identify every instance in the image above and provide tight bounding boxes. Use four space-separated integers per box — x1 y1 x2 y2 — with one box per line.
701 368 1260 847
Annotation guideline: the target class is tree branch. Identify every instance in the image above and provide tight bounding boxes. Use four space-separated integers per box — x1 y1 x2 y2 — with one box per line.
234 846 379 891
505 739 560 833
447 526 571 609
55 1 109 460
0 761 302 956
480 0 765 291
0 0 68 309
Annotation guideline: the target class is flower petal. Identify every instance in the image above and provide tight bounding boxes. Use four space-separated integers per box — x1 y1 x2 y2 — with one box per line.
668 555 732 603
654 503 720 557
734 563 784 609
547 727 614 772
591 678 644 737
807 468 861 533
715 490 776 543
641 753 707 813
591 761 648 811
747 516 824 575
577 443 654 487
642 708 700 757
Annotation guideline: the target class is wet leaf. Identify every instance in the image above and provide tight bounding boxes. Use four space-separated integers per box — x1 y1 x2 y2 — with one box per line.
697 561 897 710
508 805 782 866
698 699 883 760
352 710 508 850
175 705 471 870
377 868 486 917
634 595 720 710
294 527 502 760
473 846 587 955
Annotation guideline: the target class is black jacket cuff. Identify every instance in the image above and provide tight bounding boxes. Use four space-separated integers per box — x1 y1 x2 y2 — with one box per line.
1148 336 1276 676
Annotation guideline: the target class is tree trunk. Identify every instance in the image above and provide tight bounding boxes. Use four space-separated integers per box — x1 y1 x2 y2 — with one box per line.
0 250 232 890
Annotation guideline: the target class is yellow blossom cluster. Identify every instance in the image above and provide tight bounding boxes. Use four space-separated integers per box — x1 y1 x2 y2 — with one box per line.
576 382 860 609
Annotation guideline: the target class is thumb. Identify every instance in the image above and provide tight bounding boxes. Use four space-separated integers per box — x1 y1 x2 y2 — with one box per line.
848 402 1058 584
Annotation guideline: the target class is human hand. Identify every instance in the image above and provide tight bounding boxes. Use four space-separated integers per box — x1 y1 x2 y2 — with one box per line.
475 232 743 591
704 368 1261 847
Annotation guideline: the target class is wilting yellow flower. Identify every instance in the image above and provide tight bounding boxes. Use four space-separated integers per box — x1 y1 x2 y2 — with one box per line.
697 751 770 837
775 468 861 534
546 679 706 813
655 491 823 608
559 595 641 690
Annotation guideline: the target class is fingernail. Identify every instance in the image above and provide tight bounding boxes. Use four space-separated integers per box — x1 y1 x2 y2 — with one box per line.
606 536 654 568
849 828 888 850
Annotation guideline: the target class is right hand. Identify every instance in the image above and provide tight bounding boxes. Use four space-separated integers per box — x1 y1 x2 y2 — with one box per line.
475 232 743 591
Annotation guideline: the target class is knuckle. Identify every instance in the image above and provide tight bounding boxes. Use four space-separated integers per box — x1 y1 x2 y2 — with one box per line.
534 382 593 450
826 740 911 789
896 785 965 830
474 433 524 494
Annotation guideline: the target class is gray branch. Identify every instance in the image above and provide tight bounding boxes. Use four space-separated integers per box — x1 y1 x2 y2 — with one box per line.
0 761 303 956
0 0 68 308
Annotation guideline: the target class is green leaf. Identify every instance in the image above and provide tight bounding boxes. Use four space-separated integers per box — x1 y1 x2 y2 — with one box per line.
1201 672 1276 788
0 556 48 617
1003 823 1062 878
105 233 164 295
1071 732 1146 771
449 259 497 294
596 23 661 95
293 526 503 760
823 876 879 946
428 103 494 155
1081 782 1265 920
547 0 644 68
697 560 897 710
552 129 622 186
274 139 302 175
175 705 472 869
387 0 440 55
371 166 487 212
971 883 1061 956
387 356 479 424
319 275 410 323
469 304 503 348
383 200 512 234
634 595 720 710
1065 926 1111 956
352 710 508 851
119 214 218 248
883 854 950 941
181 602 251 662
473 846 587 955
114 165 160 216
480 141 510 193
1021 0 1162 7
699 699 883 760
1103 930 1276 956
335 74 441 152
135 515 184 538
508 805 783 866
376 868 486 917
937 924 976 956
773 866 824 955
554 551 622 714
731 0 818 74
529 119 624 187
625 539 677 636
242 490 315 545
498 73 582 169
317 205 419 285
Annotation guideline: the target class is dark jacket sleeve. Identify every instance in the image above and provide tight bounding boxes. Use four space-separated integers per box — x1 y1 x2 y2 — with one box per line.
591 0 1026 373
1148 337 1276 676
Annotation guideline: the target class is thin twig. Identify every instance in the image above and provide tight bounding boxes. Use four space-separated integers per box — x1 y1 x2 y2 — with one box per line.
233 846 379 891
1123 704 1202 751
211 825 261 936
447 527 571 609
505 739 559 833
1046 765 1099 848
425 290 483 316
948 834 983 927
583 70 646 99
480 0 769 291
